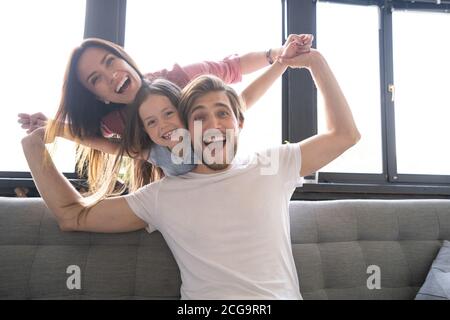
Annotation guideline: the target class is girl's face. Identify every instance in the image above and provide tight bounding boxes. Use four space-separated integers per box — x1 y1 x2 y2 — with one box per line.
139 94 185 149
77 47 142 104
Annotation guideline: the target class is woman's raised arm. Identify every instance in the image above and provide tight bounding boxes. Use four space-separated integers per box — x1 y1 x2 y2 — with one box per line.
240 34 313 110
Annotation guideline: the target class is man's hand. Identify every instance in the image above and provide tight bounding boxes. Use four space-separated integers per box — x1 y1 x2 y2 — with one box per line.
21 126 47 147
18 112 48 134
21 125 57 146
279 34 314 60
279 48 321 70
29 126 46 142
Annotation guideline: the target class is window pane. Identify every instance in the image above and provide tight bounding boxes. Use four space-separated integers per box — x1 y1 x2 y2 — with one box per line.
125 0 281 154
393 10 450 175
0 1 85 173
317 2 382 174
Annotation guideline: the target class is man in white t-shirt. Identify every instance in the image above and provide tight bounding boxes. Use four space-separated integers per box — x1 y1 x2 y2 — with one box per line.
21 49 361 299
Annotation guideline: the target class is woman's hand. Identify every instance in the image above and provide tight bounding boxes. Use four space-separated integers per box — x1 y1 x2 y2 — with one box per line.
18 112 48 134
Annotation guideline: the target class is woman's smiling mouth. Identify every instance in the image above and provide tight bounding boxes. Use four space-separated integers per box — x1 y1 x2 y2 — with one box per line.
115 76 130 94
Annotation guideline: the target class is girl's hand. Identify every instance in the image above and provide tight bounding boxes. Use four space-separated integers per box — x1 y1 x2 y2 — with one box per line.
18 112 48 134
280 34 314 60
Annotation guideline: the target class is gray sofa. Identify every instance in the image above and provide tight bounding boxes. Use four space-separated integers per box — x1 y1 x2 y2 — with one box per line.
1 197 449 300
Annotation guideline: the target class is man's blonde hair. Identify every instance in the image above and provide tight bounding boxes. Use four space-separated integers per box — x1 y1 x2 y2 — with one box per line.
178 75 245 126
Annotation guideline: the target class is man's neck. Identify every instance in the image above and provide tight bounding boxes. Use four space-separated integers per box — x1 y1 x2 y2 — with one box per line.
191 164 231 175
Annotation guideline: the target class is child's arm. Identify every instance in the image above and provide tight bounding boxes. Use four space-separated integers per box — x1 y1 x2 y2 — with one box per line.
240 34 313 111
240 62 288 111
19 113 150 160
60 124 120 154
238 35 310 75
56 122 149 160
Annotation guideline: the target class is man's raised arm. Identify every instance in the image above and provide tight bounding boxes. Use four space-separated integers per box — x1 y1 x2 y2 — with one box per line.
21 128 147 233
281 49 361 177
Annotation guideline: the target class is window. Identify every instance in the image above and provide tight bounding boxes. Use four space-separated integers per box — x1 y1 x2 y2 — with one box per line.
0 1 86 174
392 10 450 175
124 0 282 155
316 2 382 174
285 0 450 197
2 0 449 198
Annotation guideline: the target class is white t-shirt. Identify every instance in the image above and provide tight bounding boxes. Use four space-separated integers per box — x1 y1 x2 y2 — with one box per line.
125 143 304 300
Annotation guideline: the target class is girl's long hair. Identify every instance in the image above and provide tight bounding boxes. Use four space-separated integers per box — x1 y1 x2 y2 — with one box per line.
90 79 182 199
75 79 182 224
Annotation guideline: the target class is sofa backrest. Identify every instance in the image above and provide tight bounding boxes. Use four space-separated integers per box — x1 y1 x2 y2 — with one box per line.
289 199 450 299
1 197 449 299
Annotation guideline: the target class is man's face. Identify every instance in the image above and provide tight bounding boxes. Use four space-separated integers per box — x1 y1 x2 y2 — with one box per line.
187 91 243 172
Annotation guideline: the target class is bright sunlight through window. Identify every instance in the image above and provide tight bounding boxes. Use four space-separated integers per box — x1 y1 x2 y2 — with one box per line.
393 10 450 175
0 1 85 173
317 2 382 174
125 0 282 156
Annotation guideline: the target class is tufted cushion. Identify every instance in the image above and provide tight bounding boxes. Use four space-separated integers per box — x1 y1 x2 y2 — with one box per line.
1 198 450 299
0 198 180 299
290 199 450 299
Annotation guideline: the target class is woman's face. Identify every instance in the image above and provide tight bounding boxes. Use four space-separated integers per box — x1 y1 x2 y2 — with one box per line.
77 46 142 104
139 94 186 149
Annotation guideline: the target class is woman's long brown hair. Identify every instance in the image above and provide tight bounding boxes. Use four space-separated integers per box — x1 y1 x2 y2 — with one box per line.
44 38 151 203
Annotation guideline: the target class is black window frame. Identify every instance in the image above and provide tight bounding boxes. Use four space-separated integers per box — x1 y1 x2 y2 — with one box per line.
284 0 450 199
